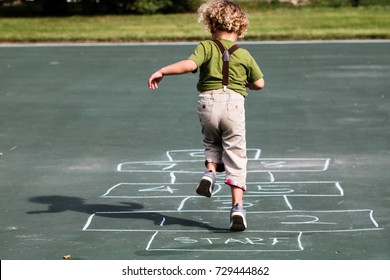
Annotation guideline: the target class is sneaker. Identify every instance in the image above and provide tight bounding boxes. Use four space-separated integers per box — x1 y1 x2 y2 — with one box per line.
230 203 247 231
196 170 215 197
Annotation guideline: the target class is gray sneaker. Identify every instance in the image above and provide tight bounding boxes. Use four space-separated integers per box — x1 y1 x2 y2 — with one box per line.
196 170 215 197
230 203 247 231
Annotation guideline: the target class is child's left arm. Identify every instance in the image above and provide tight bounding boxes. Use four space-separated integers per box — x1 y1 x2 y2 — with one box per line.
148 59 198 90
246 78 265 91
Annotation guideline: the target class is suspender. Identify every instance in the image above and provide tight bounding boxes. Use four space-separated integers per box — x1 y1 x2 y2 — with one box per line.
213 40 240 91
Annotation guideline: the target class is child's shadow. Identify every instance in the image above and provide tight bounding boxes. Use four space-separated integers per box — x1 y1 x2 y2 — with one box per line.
27 195 225 231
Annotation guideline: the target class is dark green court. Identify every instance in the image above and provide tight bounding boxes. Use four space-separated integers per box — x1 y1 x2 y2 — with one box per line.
0 41 389 260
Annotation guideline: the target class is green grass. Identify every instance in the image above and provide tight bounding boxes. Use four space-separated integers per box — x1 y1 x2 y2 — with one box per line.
0 7 389 43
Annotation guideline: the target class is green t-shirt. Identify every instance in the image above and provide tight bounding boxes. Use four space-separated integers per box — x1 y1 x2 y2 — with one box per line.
188 39 263 96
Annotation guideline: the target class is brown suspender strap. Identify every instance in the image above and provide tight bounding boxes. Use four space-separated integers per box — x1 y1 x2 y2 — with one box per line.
213 40 239 91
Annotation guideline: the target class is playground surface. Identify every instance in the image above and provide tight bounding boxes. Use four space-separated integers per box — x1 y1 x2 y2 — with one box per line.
0 41 389 260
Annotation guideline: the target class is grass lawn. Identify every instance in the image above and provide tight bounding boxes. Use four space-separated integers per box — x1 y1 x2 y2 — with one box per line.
0 7 389 43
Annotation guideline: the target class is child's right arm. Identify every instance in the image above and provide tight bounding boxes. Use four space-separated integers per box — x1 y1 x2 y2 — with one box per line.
148 59 198 90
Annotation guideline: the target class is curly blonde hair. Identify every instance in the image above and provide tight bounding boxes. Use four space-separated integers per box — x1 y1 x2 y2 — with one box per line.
198 0 248 38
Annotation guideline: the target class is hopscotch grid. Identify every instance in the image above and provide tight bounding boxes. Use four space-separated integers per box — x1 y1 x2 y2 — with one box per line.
86 149 381 253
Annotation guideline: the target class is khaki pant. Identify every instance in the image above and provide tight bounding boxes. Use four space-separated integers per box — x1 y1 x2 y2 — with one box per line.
196 89 247 190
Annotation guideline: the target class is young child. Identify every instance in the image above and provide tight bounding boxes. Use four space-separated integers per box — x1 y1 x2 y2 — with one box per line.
148 0 264 231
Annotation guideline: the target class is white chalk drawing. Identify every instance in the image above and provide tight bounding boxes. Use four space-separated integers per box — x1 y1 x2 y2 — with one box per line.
82 149 382 252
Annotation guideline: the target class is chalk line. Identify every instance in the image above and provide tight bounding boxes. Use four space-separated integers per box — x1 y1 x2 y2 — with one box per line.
284 195 293 210
146 231 159 251
82 213 95 231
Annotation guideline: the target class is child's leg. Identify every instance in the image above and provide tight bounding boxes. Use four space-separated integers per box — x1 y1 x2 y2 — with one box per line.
222 92 247 191
230 186 244 206
196 161 218 198
206 162 217 175
230 186 247 231
197 92 224 174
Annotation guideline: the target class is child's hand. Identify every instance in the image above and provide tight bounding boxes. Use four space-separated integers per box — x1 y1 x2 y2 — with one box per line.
148 71 164 90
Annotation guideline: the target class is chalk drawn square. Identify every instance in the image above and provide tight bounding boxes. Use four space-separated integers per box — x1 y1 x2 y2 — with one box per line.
247 158 330 172
180 196 292 211
117 158 330 173
102 183 199 198
245 182 343 197
83 210 380 233
166 149 261 161
146 231 303 252
83 210 227 232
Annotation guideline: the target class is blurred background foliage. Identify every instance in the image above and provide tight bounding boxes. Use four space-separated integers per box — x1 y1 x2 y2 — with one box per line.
1 0 389 16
